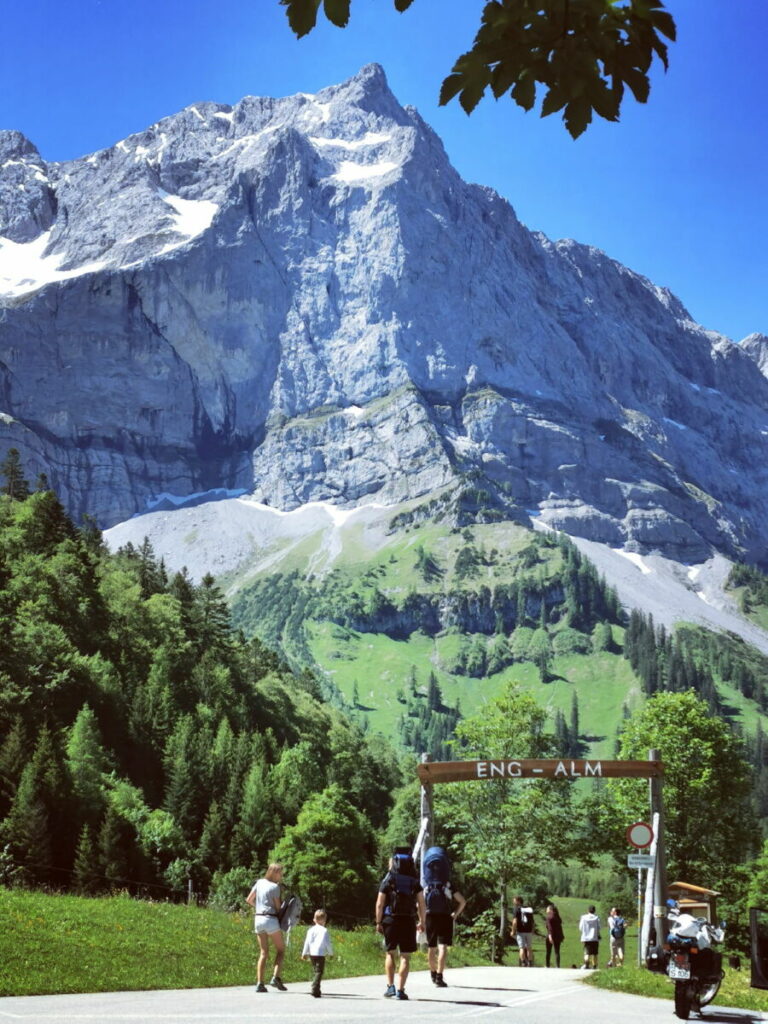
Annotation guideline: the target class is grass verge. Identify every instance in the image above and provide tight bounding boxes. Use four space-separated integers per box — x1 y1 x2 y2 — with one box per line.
0 888 486 996
582 961 768 1013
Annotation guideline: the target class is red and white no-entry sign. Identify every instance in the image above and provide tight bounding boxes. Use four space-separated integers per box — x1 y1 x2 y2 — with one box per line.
626 821 654 848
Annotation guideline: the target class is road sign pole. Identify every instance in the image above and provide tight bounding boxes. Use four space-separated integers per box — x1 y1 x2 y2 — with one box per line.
637 867 643 966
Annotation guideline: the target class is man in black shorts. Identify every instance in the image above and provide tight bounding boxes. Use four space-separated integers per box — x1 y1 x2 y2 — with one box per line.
375 854 426 1001
427 885 466 987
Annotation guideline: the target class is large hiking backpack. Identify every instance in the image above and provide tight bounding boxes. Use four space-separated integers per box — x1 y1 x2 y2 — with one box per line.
392 848 416 877
387 847 419 917
387 872 419 917
423 846 452 915
611 916 626 939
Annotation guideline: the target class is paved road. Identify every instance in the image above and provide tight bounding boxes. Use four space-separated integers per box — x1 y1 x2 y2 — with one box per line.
0 966 765 1024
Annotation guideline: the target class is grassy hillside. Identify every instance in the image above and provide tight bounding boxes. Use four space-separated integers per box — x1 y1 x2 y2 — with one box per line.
229 517 768 767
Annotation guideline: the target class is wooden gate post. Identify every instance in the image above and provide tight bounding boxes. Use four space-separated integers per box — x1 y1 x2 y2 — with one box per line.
418 752 434 877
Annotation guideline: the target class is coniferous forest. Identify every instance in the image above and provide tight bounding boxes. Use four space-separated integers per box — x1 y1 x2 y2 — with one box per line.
0 460 402 902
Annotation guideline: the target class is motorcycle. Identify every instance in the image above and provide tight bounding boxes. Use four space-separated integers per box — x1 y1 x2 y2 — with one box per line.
663 898 725 1019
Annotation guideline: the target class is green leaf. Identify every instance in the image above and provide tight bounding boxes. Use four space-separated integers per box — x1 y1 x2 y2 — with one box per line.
540 85 568 118
491 59 524 100
323 0 350 28
622 66 650 103
439 73 464 107
511 74 536 112
459 76 489 115
564 97 592 140
649 9 677 41
280 0 321 38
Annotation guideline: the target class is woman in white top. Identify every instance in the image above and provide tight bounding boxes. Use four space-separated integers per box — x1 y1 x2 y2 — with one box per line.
246 862 287 992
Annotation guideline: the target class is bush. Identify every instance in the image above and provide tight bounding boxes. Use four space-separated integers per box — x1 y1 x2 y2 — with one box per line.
208 866 253 912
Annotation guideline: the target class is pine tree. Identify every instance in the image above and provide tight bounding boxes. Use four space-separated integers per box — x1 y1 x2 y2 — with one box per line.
427 671 442 711
66 705 108 823
0 759 52 885
73 825 101 893
0 448 30 500
98 805 132 889
569 692 580 756
0 716 28 818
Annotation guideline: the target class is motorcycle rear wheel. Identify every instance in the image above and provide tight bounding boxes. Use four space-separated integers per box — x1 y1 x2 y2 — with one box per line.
674 980 694 1019
697 973 723 1009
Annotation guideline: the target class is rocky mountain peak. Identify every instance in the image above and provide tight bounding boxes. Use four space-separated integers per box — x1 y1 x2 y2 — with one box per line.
0 68 766 568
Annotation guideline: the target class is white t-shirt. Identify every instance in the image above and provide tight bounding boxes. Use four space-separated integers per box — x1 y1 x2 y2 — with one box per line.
250 878 280 916
302 924 333 956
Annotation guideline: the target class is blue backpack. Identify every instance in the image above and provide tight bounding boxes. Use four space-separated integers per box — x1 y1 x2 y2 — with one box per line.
423 846 452 915
386 849 419 918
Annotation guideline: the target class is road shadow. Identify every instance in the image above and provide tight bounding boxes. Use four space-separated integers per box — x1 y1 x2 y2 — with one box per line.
696 1012 764 1023
318 993 503 1007
449 984 534 993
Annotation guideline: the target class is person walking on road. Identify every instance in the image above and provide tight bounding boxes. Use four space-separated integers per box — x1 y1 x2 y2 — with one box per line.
607 906 626 967
246 862 288 993
427 889 466 986
375 850 426 1001
578 904 601 970
510 895 535 966
302 908 334 998
422 845 466 988
545 902 564 968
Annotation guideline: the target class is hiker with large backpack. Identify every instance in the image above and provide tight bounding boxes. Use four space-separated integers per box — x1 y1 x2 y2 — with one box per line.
422 846 466 988
374 848 426 1001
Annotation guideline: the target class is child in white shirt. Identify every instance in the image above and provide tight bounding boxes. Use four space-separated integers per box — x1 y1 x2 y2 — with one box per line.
302 909 334 998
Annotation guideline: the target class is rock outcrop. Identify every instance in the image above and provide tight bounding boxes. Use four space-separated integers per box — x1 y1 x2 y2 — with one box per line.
1 65 767 564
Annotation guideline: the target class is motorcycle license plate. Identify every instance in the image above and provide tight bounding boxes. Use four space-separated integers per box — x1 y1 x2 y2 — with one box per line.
668 963 691 980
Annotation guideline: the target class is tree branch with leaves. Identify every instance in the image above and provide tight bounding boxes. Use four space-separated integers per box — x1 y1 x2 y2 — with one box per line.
280 0 676 138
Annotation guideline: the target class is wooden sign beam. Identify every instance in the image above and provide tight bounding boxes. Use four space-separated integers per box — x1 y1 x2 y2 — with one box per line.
416 758 663 784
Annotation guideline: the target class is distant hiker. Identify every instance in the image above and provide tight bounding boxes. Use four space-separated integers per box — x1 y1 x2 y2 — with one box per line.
510 895 535 966
375 848 426 1001
422 846 467 988
246 862 288 992
607 906 626 967
545 902 565 968
578 904 601 970
301 908 334 998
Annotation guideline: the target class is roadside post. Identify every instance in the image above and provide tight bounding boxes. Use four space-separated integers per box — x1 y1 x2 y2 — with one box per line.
626 821 654 966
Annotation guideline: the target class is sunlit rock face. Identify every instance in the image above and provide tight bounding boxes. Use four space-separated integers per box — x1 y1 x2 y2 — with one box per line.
1 65 767 563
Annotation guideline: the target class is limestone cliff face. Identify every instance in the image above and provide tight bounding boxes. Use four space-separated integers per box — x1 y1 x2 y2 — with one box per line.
1 65 767 563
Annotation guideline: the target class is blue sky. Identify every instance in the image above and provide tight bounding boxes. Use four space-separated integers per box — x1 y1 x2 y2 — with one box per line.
1 0 765 341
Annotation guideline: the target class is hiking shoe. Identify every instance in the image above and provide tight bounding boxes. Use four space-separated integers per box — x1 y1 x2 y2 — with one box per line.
255 983 268 993
311 991 321 998
396 990 409 1000
270 976 287 991
384 984 397 998
431 971 438 984
435 974 448 988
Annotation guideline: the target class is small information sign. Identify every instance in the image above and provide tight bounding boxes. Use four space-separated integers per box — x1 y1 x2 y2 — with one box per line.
627 853 654 869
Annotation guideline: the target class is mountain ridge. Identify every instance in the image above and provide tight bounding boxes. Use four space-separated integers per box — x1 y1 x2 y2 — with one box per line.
2 64 768 567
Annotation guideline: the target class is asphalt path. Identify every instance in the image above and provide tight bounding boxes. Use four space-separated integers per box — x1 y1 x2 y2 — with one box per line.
0 966 765 1024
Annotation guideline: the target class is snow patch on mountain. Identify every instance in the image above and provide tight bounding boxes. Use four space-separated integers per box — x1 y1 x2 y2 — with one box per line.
0 230 106 298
